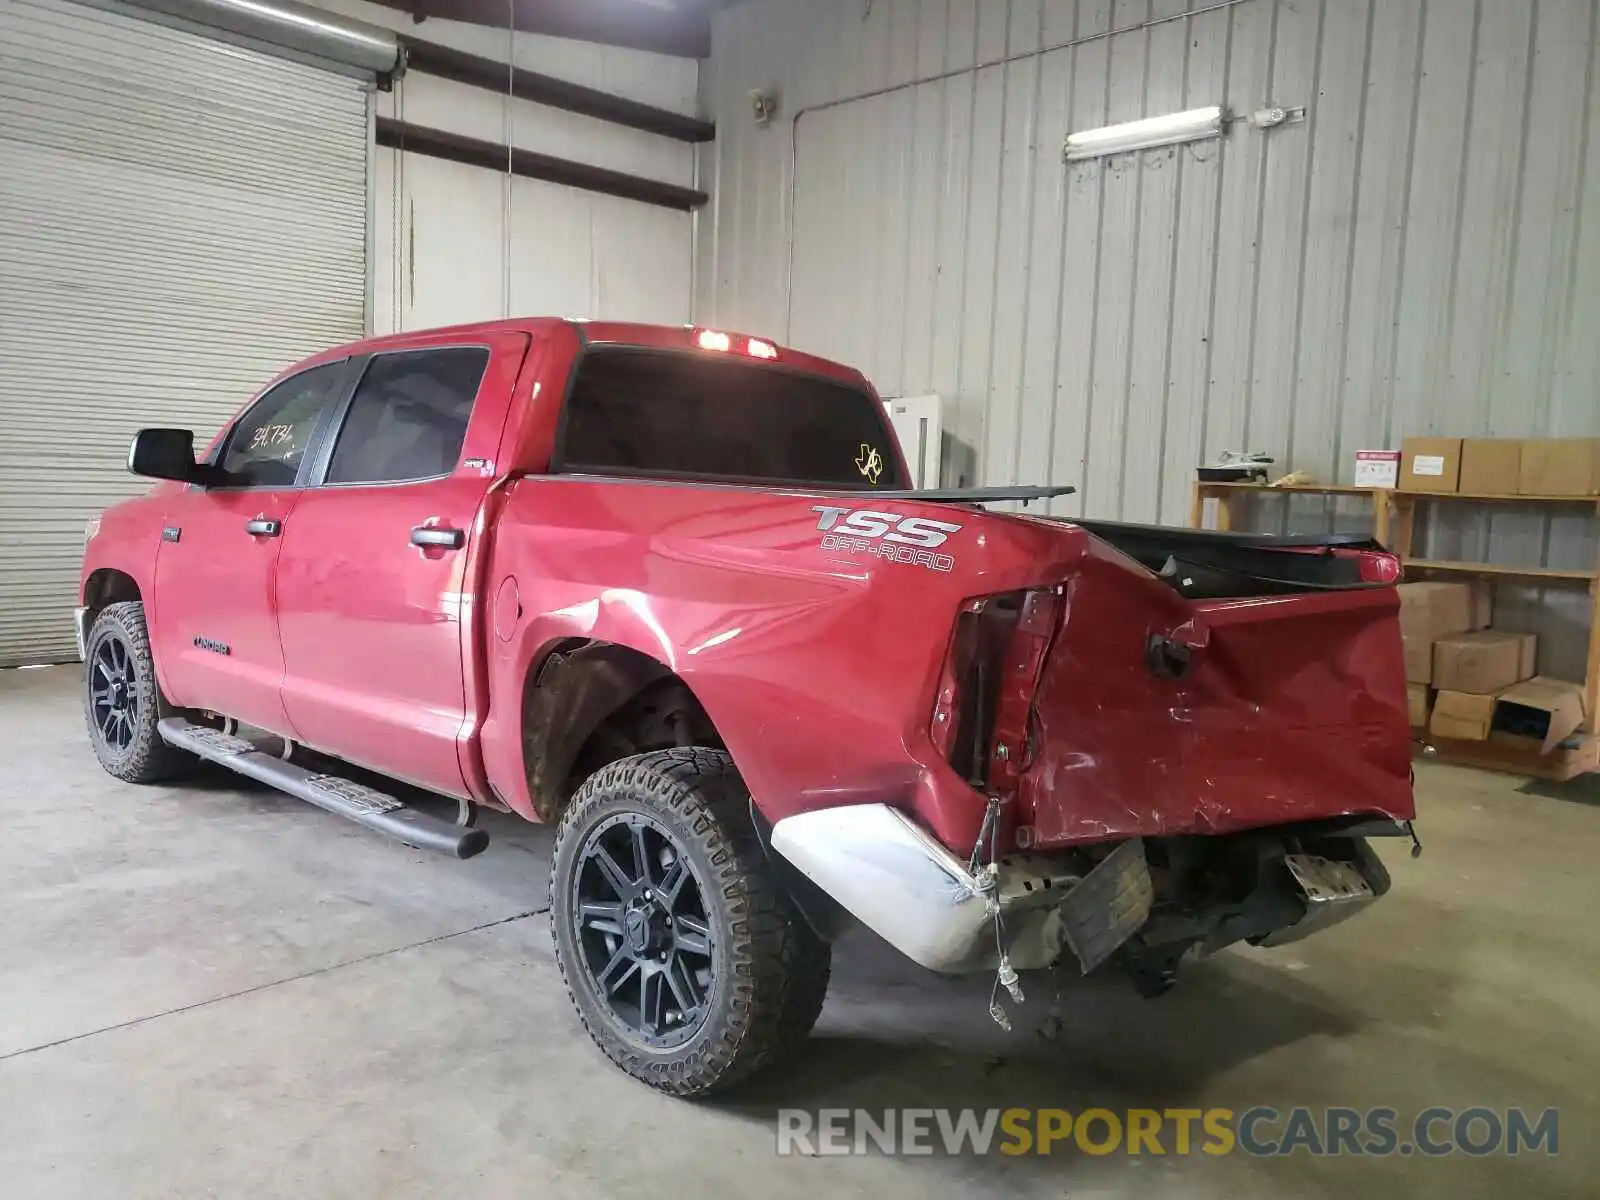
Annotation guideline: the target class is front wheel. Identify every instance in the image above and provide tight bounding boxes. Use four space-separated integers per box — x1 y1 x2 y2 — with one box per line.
84 601 195 783
550 748 829 1096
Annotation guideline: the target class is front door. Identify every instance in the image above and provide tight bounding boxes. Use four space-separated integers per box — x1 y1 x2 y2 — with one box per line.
273 335 526 797
150 360 350 733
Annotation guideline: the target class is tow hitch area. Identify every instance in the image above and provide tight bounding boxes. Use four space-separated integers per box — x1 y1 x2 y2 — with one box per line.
1257 852 1379 947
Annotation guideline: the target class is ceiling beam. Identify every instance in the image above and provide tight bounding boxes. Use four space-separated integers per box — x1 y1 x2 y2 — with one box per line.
371 0 710 58
375 117 708 209
399 35 713 142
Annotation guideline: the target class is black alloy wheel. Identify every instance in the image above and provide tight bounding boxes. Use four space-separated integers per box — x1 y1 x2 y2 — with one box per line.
89 632 140 754
83 601 195 783
570 812 715 1048
549 748 832 1096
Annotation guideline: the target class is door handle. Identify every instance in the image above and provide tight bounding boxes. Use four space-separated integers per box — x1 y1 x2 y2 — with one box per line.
411 525 464 550
245 518 281 538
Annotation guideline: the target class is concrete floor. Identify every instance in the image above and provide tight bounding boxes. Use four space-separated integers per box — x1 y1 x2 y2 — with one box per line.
1 666 1595 1199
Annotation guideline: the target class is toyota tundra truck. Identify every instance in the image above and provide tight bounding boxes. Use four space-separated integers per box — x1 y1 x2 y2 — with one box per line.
79 317 1417 1095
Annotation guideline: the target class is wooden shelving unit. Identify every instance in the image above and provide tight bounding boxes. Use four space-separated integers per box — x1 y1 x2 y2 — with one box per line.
1190 480 1411 548
1189 480 1600 772
1385 490 1600 749
1401 559 1596 584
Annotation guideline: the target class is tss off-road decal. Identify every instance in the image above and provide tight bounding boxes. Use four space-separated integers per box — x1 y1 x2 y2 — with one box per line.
812 505 962 573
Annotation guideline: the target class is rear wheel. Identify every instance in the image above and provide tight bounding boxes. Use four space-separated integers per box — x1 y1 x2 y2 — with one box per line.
84 601 194 783
550 748 830 1096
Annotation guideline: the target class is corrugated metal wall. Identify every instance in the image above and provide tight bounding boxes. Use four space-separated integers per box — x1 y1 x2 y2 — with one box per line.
317 0 700 333
698 0 1600 678
1 0 370 664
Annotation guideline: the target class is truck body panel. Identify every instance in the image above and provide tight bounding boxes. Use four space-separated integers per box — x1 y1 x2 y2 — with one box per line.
81 316 1416 1009
1020 538 1413 846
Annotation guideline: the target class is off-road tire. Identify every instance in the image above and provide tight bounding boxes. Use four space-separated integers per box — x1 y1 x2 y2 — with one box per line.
550 747 830 1096
777 915 832 1047
84 601 195 783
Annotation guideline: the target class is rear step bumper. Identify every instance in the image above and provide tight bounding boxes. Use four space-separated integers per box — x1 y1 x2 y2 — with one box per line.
769 803 1131 974
771 803 1396 975
158 719 490 859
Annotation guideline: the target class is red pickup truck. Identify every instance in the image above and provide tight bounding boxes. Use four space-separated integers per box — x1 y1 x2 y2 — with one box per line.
79 318 1416 1095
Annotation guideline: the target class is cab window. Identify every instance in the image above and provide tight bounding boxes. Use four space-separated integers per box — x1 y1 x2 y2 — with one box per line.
219 362 346 488
323 347 490 485
557 347 905 490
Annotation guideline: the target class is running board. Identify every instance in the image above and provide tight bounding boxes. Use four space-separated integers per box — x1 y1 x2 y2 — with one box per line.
157 719 490 859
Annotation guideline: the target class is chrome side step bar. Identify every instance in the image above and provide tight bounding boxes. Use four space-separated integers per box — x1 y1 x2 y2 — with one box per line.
157 719 490 859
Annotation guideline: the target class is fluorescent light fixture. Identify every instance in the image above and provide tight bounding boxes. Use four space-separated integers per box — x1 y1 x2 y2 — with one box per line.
1065 105 1224 161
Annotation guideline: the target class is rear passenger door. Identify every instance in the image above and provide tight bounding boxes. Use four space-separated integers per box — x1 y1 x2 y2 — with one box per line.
272 333 528 798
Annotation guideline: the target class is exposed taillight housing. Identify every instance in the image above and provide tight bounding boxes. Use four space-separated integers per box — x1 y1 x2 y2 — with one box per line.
931 586 1063 792
1360 549 1402 584
1334 547 1402 584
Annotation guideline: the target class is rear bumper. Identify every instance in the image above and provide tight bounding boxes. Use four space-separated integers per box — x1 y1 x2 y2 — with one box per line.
769 803 1396 976
769 803 1110 974
73 606 89 661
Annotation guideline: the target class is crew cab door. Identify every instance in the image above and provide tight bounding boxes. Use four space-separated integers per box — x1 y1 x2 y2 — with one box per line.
272 334 527 797
150 360 353 732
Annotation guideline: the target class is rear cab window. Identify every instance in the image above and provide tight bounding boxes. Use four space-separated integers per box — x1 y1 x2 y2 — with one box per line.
555 348 906 491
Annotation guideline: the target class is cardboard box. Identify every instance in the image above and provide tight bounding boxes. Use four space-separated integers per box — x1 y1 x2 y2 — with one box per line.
1354 450 1401 488
1518 438 1600 496
1401 633 1431 684
1430 690 1498 741
1432 630 1537 694
1458 439 1522 495
1399 437 1462 492
1397 581 1479 639
1491 676 1588 754
1406 682 1431 729
1395 582 1487 681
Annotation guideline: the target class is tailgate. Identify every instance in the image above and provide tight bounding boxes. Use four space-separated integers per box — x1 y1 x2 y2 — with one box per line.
1018 539 1415 848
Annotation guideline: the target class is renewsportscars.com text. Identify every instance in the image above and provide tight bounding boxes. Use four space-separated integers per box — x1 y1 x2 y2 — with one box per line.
775 1106 1558 1158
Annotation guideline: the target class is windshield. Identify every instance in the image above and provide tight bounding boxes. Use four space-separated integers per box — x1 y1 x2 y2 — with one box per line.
556 347 907 490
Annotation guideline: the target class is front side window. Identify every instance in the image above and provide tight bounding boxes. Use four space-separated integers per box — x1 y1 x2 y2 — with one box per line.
323 347 490 485
220 361 345 488
558 348 906 490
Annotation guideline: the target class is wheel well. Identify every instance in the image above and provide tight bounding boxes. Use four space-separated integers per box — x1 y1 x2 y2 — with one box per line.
83 569 142 627
521 640 724 822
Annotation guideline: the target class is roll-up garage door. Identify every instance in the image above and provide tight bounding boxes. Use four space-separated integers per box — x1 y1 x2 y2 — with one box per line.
0 0 369 665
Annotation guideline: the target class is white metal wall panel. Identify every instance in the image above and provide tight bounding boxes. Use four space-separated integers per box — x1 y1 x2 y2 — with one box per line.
700 0 1600 681
323 0 700 335
376 150 694 335
0 0 368 664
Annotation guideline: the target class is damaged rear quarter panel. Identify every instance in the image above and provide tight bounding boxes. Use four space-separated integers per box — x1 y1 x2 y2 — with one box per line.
476 476 1083 852
476 477 1415 855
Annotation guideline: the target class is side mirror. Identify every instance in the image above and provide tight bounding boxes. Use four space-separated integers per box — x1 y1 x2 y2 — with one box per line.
127 428 211 484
